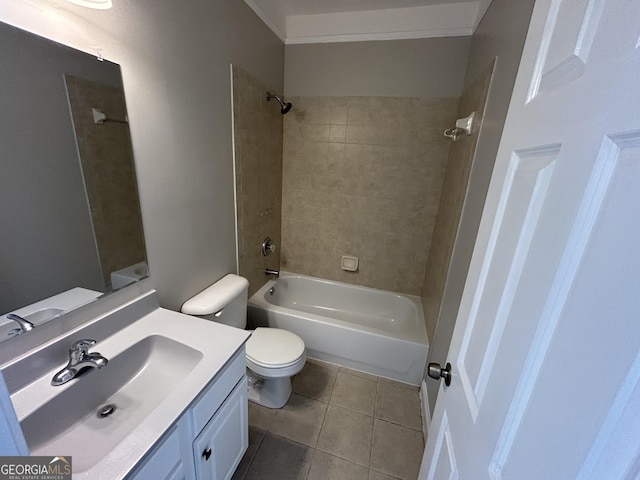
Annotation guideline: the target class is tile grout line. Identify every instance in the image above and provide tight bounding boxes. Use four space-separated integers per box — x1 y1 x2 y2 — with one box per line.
304 447 319 480
369 376 380 470
238 427 267 480
306 365 337 478
312 365 338 459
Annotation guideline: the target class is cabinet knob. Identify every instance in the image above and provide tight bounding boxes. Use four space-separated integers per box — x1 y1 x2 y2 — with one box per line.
202 447 212 461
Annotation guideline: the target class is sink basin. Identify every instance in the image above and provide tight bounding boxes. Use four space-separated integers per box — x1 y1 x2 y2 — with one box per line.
20 335 203 473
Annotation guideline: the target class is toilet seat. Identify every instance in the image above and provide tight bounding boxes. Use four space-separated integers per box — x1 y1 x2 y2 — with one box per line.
246 327 305 377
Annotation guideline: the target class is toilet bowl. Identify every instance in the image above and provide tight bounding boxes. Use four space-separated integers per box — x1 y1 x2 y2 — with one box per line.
181 274 306 409
245 327 306 408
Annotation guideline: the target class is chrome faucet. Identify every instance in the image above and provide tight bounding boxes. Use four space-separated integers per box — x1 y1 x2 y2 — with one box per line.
6 314 34 334
265 268 279 278
51 339 108 386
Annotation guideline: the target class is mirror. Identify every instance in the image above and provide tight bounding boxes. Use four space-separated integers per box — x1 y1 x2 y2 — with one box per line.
0 22 147 342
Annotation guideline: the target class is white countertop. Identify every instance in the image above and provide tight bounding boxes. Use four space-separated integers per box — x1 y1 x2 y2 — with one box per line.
10 305 250 479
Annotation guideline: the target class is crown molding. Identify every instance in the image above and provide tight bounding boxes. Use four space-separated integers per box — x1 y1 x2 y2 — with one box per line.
474 0 493 29
243 0 286 43
245 1 480 45
285 27 474 45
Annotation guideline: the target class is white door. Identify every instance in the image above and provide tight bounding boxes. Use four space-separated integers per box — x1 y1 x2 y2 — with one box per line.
421 0 640 478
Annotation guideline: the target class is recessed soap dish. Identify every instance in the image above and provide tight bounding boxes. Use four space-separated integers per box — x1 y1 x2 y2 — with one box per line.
341 256 358 272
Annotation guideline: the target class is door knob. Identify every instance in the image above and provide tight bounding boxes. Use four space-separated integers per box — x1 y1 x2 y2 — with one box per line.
427 362 452 386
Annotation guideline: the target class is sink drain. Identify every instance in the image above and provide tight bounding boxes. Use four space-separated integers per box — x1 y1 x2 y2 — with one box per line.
97 404 116 418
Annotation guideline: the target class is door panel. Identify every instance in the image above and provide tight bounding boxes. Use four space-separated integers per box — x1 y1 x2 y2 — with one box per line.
534 0 605 97
426 413 458 480
459 146 558 417
494 132 640 479
421 0 640 477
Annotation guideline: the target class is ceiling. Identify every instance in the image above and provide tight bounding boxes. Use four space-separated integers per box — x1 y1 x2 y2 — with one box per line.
244 0 492 44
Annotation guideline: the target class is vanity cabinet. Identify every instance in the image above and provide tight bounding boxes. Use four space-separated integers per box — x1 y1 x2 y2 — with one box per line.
128 426 185 480
193 380 247 480
128 348 247 480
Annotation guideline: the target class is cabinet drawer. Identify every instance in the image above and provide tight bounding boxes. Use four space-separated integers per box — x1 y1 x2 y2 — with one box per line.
190 347 245 434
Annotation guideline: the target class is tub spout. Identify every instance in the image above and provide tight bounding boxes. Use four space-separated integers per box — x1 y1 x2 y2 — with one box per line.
265 268 279 278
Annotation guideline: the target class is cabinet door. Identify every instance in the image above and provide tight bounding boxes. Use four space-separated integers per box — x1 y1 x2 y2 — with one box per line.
193 378 248 480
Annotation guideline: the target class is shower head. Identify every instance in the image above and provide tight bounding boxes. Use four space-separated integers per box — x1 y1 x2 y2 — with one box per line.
266 91 292 114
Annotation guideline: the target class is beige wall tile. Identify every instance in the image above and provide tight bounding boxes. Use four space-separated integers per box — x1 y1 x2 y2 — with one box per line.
282 95 458 295
421 62 494 340
232 67 284 297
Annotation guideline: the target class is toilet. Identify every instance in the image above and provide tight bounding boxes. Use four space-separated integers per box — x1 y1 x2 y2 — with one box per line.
181 274 306 409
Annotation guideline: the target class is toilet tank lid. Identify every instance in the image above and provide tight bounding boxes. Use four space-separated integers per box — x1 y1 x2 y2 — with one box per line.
181 274 249 315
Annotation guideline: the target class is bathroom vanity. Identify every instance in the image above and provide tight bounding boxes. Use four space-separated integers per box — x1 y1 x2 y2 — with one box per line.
129 345 248 480
4 290 251 479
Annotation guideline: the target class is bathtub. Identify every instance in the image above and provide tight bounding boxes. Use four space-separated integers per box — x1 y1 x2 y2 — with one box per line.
247 272 429 386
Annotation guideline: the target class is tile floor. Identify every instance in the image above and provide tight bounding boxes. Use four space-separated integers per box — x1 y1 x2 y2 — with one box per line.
232 359 424 480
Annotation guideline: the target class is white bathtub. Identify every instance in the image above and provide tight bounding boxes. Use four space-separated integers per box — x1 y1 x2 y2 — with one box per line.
247 272 429 385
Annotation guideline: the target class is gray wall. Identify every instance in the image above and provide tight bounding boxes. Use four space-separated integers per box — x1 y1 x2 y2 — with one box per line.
426 0 536 411
0 0 284 311
284 37 471 98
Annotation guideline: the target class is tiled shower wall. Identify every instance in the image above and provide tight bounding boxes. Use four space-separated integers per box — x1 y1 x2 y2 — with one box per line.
232 67 283 297
281 96 458 295
420 62 495 340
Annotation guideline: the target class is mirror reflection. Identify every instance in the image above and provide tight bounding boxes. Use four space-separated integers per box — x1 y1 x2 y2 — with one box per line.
0 22 147 342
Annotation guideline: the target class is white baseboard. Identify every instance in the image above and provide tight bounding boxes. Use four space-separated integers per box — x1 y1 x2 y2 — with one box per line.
419 379 431 439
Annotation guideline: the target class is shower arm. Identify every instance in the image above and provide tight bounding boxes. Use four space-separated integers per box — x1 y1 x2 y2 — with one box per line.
444 112 475 142
265 91 292 114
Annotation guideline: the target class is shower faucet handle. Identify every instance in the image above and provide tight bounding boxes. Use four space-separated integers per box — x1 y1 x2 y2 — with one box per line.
262 237 276 256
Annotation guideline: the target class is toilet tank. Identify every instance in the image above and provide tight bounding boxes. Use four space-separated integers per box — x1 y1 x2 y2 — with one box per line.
181 274 249 329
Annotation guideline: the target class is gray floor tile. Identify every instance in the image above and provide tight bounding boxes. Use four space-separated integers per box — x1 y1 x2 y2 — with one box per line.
317 404 374 466
306 357 339 369
369 470 402 480
330 371 377 415
307 450 369 480
245 433 313 480
248 401 277 431
371 419 424 480
232 426 266 480
375 379 422 430
269 394 328 447
339 366 379 382
293 361 338 402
